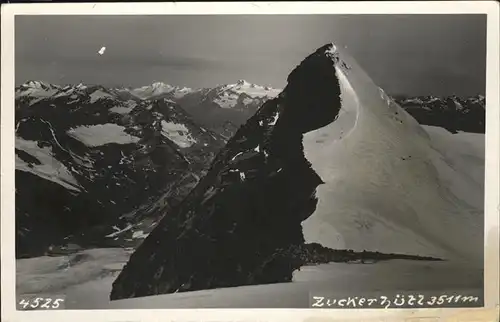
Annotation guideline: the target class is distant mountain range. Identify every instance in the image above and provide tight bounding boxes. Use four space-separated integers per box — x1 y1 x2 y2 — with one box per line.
15 76 485 259
395 94 485 133
15 81 225 258
17 79 485 136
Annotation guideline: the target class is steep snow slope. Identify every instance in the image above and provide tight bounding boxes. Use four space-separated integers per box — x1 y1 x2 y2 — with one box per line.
301 45 483 264
109 43 484 301
15 137 83 192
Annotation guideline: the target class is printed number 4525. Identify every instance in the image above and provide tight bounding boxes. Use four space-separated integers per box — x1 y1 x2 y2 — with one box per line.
19 298 64 310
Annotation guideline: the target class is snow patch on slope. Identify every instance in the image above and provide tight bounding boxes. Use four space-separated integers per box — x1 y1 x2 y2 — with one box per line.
131 230 149 239
301 45 483 264
67 124 141 147
108 100 138 115
173 87 193 99
89 90 113 103
105 224 133 238
214 93 241 109
15 137 82 192
160 120 197 148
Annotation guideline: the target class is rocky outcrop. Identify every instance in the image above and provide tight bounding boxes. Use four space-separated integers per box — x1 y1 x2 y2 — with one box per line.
110 43 345 300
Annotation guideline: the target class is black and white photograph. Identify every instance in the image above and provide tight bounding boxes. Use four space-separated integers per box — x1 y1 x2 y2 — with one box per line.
1 2 499 321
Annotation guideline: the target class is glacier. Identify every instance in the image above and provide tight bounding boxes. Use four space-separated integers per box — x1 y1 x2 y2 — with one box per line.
66 124 141 147
302 44 483 264
15 137 83 192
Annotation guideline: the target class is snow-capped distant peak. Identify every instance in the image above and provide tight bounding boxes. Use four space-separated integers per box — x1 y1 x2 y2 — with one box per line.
210 80 282 109
129 82 193 100
133 82 175 95
16 81 61 103
52 83 90 99
18 80 60 92
22 80 50 89
151 82 174 90
231 80 280 97
235 79 250 86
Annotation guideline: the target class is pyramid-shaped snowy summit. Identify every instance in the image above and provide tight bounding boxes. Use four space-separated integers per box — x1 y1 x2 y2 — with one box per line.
110 43 483 300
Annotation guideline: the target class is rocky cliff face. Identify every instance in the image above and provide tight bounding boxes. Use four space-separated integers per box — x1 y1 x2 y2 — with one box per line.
109 43 346 300
110 43 458 301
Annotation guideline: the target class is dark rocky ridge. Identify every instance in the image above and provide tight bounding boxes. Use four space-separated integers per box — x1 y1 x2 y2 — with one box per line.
395 95 485 134
110 43 375 300
266 243 442 268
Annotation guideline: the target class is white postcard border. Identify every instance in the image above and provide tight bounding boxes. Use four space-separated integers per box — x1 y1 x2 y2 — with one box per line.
1 2 499 321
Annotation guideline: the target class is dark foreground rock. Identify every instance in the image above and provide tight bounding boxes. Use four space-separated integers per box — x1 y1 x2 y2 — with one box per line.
110 43 345 300
110 43 453 301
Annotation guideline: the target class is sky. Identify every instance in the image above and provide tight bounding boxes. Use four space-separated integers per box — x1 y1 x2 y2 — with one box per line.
16 14 486 96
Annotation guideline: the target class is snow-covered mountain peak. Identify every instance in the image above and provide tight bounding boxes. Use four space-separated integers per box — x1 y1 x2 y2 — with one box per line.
151 81 175 90
21 80 53 90
129 82 193 100
322 42 353 74
136 81 175 94
204 79 282 109
75 83 88 90
228 80 280 95
235 79 250 86
18 80 59 92
16 80 61 102
301 43 482 263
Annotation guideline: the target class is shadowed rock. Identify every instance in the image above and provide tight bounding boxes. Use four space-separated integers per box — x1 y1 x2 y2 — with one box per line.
110 43 344 300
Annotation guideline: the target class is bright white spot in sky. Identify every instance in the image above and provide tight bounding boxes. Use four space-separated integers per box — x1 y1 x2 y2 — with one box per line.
98 47 106 55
